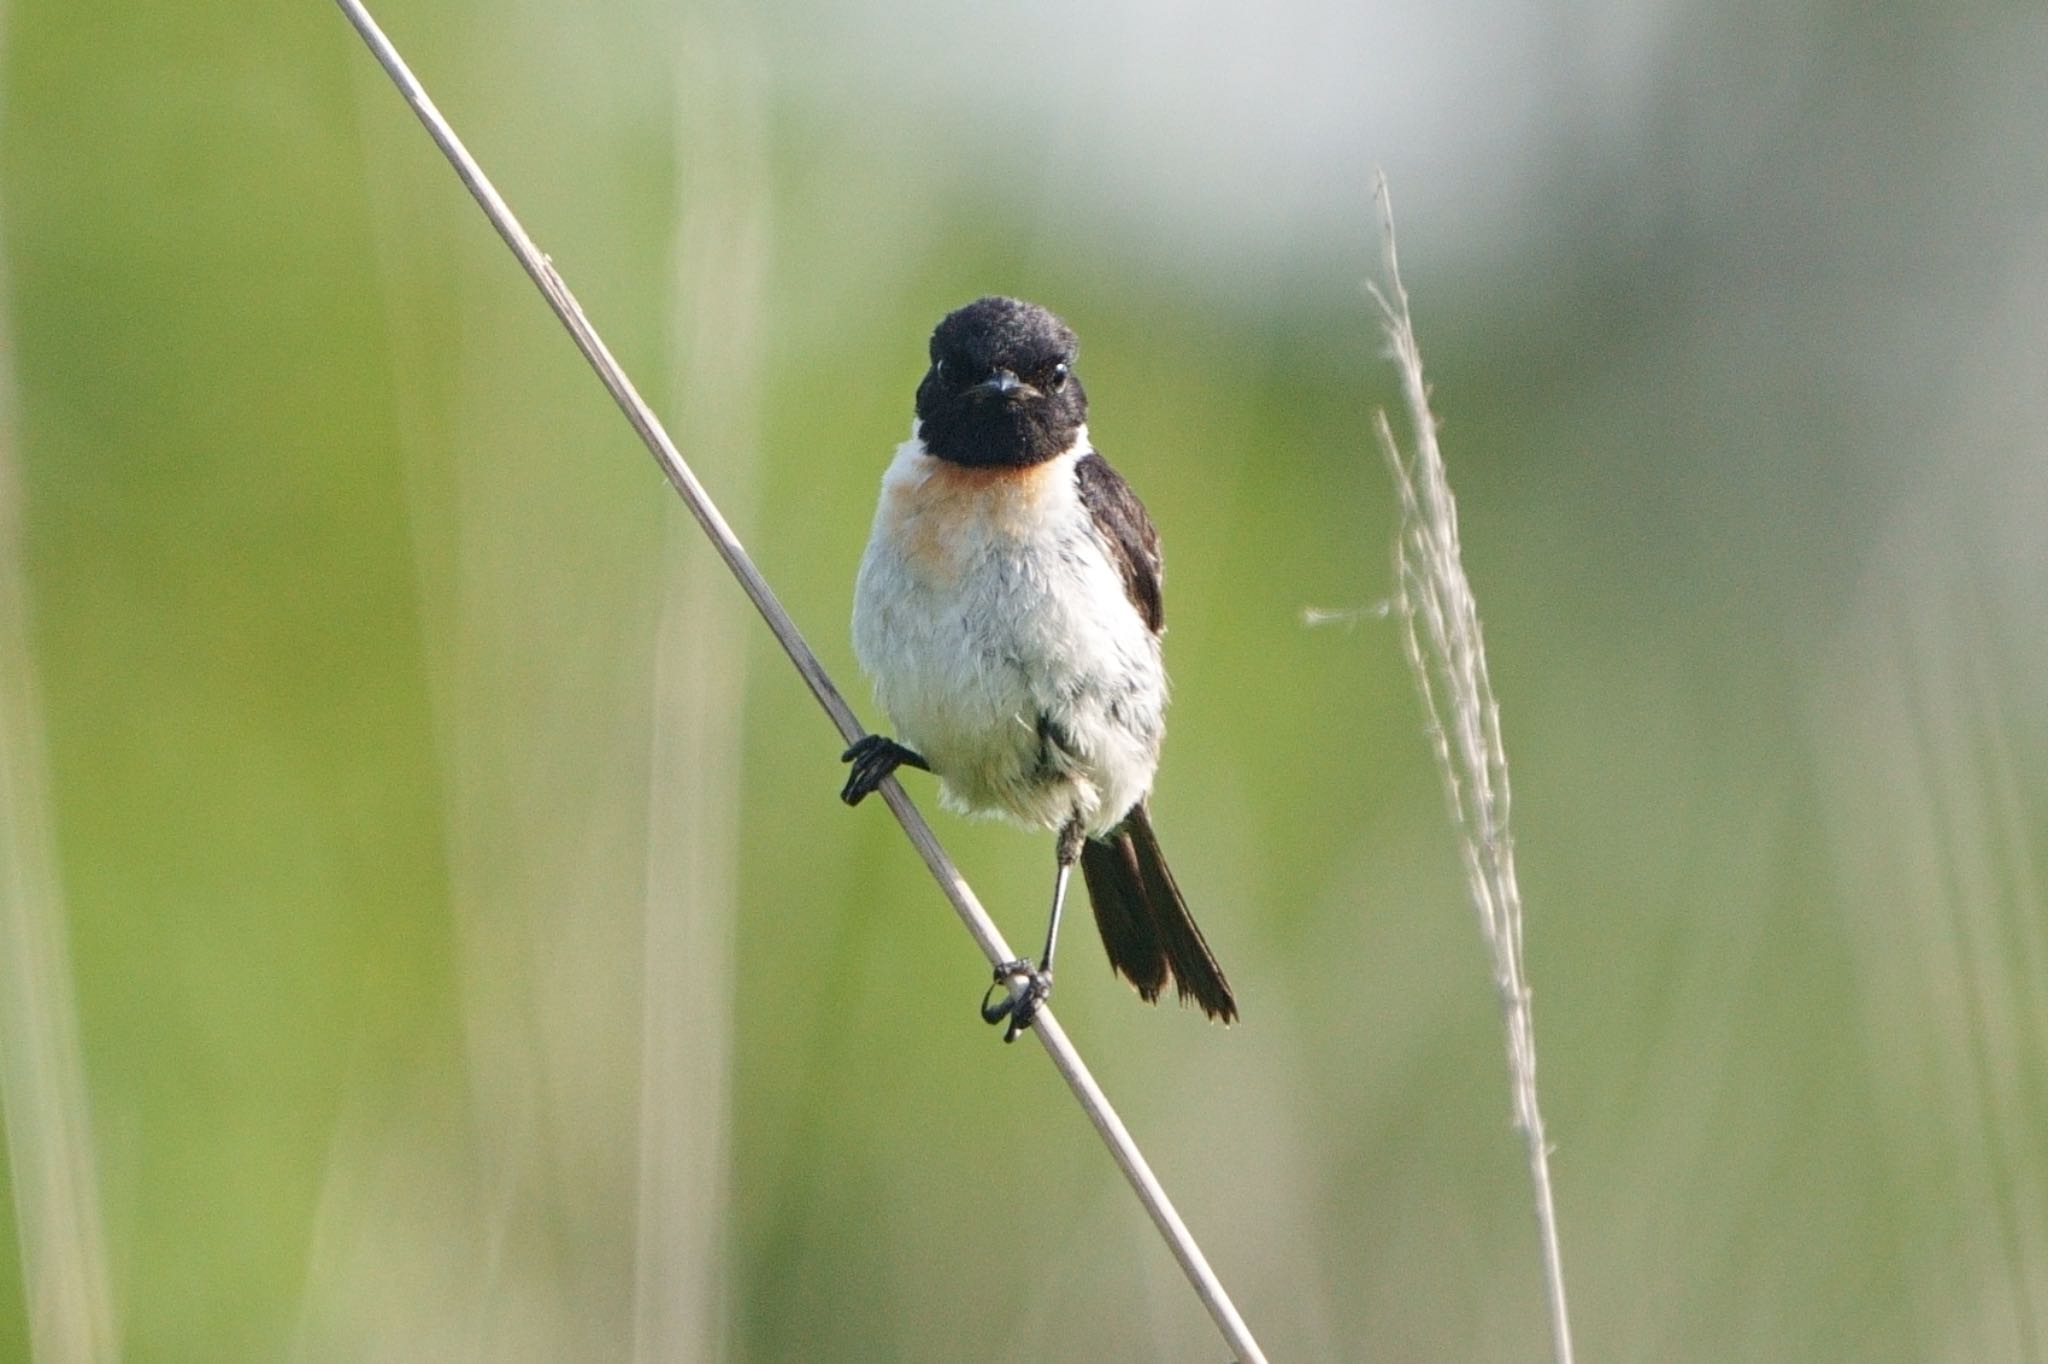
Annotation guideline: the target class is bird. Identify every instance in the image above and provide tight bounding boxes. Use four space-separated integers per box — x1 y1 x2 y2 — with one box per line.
839 295 1236 1042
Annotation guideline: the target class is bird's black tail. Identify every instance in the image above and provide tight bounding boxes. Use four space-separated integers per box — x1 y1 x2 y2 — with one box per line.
1079 803 1236 1023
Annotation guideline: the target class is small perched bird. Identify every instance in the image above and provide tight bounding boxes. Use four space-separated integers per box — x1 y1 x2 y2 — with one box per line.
841 296 1236 1041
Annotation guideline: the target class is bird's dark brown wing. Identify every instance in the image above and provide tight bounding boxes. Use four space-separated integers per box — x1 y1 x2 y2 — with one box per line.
1074 451 1164 633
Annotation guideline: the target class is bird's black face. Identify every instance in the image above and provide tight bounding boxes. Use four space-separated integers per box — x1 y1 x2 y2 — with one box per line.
914 296 1087 468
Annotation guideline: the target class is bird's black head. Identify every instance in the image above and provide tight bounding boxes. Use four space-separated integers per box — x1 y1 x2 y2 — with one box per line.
914 297 1086 468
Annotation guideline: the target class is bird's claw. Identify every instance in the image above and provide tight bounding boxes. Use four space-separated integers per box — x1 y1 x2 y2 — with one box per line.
839 734 927 806
980 959 1052 1043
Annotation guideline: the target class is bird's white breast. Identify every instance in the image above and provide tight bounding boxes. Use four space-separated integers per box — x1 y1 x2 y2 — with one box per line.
851 425 1165 835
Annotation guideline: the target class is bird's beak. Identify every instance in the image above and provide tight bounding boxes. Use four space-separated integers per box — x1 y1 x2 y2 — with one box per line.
972 369 1024 398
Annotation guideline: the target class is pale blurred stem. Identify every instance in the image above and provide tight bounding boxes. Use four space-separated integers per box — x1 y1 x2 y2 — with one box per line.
328 3 1269 1359
0 474 118 1364
0 11 121 1349
1372 176 1575 1364
631 30 769 1363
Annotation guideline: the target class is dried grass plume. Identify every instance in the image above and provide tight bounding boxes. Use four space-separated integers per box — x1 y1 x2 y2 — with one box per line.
1371 173 1577 1364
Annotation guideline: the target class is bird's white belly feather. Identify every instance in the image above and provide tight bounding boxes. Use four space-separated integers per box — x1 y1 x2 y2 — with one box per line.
851 431 1164 835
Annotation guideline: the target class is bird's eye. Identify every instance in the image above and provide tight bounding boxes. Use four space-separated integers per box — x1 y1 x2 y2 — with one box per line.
1048 361 1070 390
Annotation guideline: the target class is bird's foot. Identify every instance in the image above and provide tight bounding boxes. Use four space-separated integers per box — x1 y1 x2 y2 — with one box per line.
839 735 929 805
980 959 1052 1043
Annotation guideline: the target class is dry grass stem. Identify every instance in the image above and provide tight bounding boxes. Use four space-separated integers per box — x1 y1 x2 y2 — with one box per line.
1371 174 1576 1364
328 2 1268 1358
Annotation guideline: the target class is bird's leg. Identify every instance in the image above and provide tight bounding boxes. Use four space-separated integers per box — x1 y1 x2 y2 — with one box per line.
982 815 1085 1043
839 734 929 805
1039 815 1085 976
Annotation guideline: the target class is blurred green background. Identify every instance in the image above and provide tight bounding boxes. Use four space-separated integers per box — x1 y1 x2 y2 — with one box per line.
3 0 2045 1359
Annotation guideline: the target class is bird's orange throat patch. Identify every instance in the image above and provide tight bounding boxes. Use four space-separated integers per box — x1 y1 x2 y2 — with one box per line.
884 448 1078 581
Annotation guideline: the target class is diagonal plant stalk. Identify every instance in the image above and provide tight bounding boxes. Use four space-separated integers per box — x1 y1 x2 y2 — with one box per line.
327 3 1268 1359
1370 174 1575 1364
